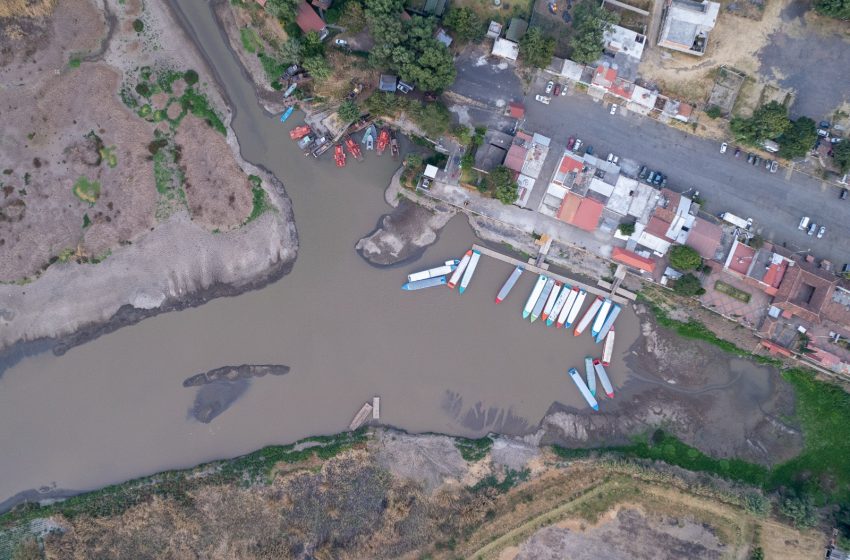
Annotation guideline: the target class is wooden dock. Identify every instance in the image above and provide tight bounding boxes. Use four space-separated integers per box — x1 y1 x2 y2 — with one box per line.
471 244 630 305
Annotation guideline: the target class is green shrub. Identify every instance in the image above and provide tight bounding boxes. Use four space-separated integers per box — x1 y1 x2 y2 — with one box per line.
183 69 199 85
132 18 144 32
705 105 722 119
669 245 702 270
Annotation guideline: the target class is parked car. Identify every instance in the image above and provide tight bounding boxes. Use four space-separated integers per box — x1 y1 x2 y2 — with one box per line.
747 153 755 164
573 138 583 152
396 80 414 94
734 147 741 158
647 171 657 184
660 177 667 188
610 103 618 115
765 158 772 170
798 216 810 230
334 38 349 47
808 222 818 236
818 128 829 137
653 173 663 186
585 145 594 155
753 155 761 166
720 142 727 154
841 188 848 200
553 83 562 96
820 120 831 129
612 155 619 165
638 165 648 180
607 153 615 163
560 84 568 96
770 160 778 173
567 136 576 150
817 226 826 239
545 81 554 94
535 94 551 104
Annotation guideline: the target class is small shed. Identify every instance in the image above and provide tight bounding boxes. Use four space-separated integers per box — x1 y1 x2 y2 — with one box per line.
492 38 519 61
435 28 453 47
505 18 528 42
487 21 503 39
424 165 439 179
378 74 398 92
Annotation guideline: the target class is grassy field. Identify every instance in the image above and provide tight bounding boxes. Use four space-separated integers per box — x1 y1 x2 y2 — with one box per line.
715 280 752 303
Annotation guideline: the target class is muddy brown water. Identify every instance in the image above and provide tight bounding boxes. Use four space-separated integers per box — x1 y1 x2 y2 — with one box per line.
0 0 641 506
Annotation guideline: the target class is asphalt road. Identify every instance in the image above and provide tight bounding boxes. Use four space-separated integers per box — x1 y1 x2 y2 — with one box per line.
522 87 850 267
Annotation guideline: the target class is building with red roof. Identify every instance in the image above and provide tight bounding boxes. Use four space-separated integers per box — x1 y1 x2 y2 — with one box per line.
296 0 328 36
573 197 604 231
612 247 656 272
557 192 582 223
504 144 527 172
685 217 721 259
508 102 525 119
592 65 617 89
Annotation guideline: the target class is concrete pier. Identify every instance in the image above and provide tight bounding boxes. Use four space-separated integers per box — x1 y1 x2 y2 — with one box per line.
472 244 631 305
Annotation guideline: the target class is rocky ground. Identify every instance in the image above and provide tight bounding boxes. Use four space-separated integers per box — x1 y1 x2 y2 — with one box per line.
0 0 297 359
0 429 823 559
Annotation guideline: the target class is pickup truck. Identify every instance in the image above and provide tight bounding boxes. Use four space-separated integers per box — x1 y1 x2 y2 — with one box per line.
535 94 551 105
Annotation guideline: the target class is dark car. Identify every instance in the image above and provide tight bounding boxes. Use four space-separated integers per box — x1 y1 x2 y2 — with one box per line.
585 145 593 155
734 147 741 158
553 83 562 96
638 165 648 180
753 155 761 166
567 136 576 150
841 188 848 200
653 173 663 186
561 11 572 22
646 171 656 184
747 153 755 164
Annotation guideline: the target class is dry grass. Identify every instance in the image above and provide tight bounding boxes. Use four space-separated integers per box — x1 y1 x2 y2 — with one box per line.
0 0 55 19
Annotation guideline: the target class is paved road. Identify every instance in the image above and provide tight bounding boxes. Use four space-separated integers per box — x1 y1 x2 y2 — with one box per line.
522 85 850 267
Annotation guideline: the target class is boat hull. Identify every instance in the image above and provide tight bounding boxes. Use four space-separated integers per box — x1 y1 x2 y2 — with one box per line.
496 266 524 303
594 304 621 343
585 356 596 397
591 299 613 338
447 250 472 289
602 328 615 366
547 284 571 326
574 296 603 336
593 359 615 398
402 276 447 290
568 368 599 411
541 282 562 323
523 275 548 319
565 290 587 328
458 250 481 294
530 278 555 323
555 287 579 327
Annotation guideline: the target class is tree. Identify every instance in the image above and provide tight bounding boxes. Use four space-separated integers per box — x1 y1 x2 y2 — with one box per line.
568 0 618 64
454 125 473 146
749 547 765 560
779 494 818 528
489 166 518 204
302 31 325 58
778 116 817 159
278 38 304 65
340 2 367 33
618 222 635 236
519 27 556 69
672 273 705 296
265 0 300 21
303 56 331 81
183 69 199 85
669 245 702 271
705 105 722 119
405 153 423 169
814 0 850 19
833 140 850 173
338 100 361 122
730 101 790 145
443 7 483 42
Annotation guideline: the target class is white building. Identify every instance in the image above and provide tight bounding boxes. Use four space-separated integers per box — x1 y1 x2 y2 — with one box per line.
492 38 519 61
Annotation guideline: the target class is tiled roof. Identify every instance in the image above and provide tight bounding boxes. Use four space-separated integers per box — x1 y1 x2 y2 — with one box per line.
612 247 656 272
296 0 326 33
504 144 527 172
685 217 721 259
557 192 582 223
558 154 583 174
509 102 525 118
573 197 604 231
727 242 756 275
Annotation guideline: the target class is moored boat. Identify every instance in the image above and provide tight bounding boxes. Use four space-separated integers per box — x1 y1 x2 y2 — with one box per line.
282 83 297 98
344 135 363 161
591 299 613 338
297 134 314 150
565 289 587 328
594 304 621 343
407 260 459 283
289 125 311 140
523 275 548 319
402 276 447 291
390 131 399 158
312 137 331 157
585 356 596 397
496 265 523 303
279 106 294 122
574 296 603 336
593 359 615 398
334 144 346 167
568 367 599 411
377 127 390 155
555 287 579 328
530 278 555 323
602 328 615 366
541 282 562 323
447 250 472 289
458 250 481 294
547 284 571 325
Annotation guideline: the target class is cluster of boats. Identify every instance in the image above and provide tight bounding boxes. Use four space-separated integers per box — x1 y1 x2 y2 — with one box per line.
286 117 399 166
402 250 622 411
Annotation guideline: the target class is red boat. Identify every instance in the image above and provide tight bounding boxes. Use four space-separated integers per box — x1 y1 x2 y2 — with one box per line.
289 125 311 140
344 135 363 161
376 127 390 156
334 144 346 167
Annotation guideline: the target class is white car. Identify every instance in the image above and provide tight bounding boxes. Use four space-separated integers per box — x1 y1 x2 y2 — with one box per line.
817 226 826 239
607 153 614 162
720 142 728 154
334 38 348 47
610 104 618 115
799 216 810 230
535 94 551 105
545 81 554 94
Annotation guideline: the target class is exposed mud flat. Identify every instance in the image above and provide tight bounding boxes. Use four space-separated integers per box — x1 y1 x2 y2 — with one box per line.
183 363 290 387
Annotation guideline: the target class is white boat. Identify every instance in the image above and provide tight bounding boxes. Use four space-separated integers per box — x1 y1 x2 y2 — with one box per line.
540 282 562 323
585 356 596 397
594 304 621 343
564 289 587 328
547 284 571 326
530 278 555 323
523 275 548 319
401 276 447 291
496 265 523 303
447 250 472 289
593 359 615 398
458 250 481 294
555 287 579 328
591 299 613 338
407 260 459 283
602 328 615 366
568 367 599 411
574 296 603 337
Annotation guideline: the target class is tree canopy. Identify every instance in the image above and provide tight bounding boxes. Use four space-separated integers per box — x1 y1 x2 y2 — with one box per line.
814 0 850 19
519 27 556 69
569 1 619 64
730 101 790 145
669 245 702 271
443 7 483 42
834 140 850 173
265 0 300 22
338 100 361 122
489 166 518 204
778 117 817 159
340 2 368 33
672 273 705 296
278 38 304 65
303 56 331 81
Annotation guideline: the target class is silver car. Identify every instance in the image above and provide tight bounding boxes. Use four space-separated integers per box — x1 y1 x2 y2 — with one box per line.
817 226 826 239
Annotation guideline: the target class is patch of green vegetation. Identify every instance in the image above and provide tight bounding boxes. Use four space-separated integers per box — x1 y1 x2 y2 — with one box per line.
470 468 530 494
153 148 175 195
244 183 270 225
156 69 183 94
240 27 263 53
99 146 118 168
82 213 91 228
714 280 752 303
72 176 101 204
140 65 153 82
68 57 81 68
152 109 167 122
454 436 493 462
180 88 226 135
257 51 287 86
132 18 144 32
138 104 153 118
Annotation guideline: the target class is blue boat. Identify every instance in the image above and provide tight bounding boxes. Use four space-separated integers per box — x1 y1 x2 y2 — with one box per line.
594 304 621 343
279 106 294 123
402 276 447 291
568 367 599 411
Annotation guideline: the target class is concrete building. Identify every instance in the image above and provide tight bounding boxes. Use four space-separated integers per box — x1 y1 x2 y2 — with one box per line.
657 0 720 57
492 38 519 61
472 130 513 173
487 21 503 39
604 24 647 61
378 74 398 92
